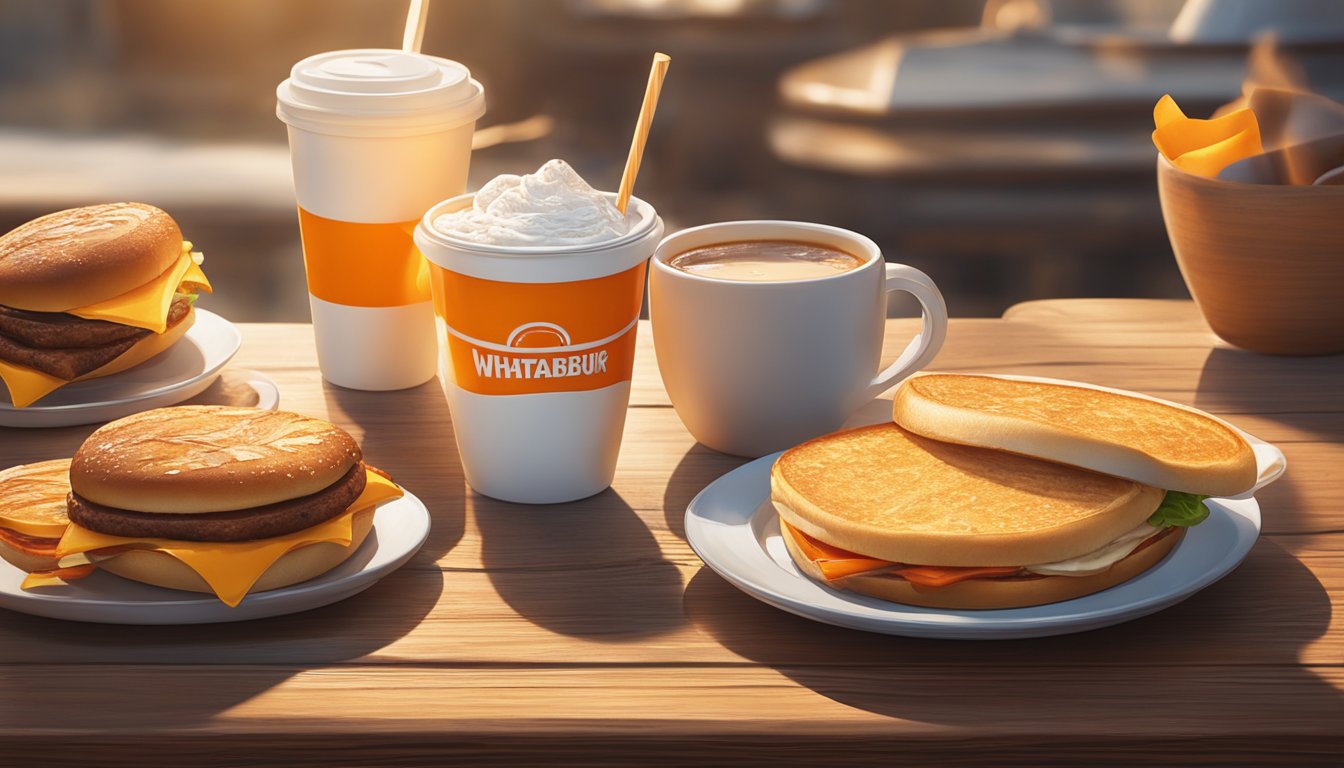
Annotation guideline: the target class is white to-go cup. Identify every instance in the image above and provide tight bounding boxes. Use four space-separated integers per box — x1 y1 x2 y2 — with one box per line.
414 194 663 504
277 49 485 391
650 220 948 457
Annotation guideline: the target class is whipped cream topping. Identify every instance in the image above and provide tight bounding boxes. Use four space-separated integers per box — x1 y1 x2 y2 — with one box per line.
432 159 630 247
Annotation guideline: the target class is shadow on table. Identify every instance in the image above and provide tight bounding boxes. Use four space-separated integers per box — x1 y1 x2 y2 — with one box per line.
476 487 685 640
0 379 462 729
321 379 467 570
179 367 276 408
663 444 749 540
685 537 1339 728
1194 347 1344 431
1195 346 1344 535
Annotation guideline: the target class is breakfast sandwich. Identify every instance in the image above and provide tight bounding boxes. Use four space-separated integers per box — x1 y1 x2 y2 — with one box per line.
18 406 403 607
773 373 1259 609
0 203 211 407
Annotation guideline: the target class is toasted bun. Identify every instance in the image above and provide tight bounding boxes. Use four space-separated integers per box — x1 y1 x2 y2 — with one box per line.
0 203 183 311
893 373 1258 497
0 458 72 532
71 406 361 513
772 423 1163 567
784 522 1184 609
0 458 74 572
96 508 375 596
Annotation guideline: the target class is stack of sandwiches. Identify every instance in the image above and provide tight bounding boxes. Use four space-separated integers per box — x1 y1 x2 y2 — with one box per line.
773 373 1259 609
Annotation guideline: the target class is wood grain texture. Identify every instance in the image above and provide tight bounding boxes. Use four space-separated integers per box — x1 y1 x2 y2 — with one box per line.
1002 298 1206 325
0 536 1336 667
0 666 1339 766
0 301 1340 766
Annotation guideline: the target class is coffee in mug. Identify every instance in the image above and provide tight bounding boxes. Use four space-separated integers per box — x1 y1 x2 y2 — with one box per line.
650 220 948 457
666 240 864 282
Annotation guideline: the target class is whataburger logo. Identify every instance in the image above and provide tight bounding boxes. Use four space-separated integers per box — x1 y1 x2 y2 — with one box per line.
448 319 637 381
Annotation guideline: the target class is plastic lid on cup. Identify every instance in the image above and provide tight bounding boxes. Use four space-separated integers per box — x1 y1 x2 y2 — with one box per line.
276 48 485 138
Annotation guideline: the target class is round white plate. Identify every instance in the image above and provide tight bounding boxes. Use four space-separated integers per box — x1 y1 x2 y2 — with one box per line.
686 429 1284 640
0 308 242 428
0 489 430 624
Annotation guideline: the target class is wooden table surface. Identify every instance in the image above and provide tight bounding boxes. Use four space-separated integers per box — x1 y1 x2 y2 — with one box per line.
1 299 1340 766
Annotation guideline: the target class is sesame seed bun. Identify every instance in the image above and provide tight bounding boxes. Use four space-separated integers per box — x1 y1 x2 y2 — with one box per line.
71 406 361 514
0 203 184 311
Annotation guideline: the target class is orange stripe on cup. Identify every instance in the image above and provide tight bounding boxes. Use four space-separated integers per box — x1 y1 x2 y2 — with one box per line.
430 261 647 396
297 208 431 307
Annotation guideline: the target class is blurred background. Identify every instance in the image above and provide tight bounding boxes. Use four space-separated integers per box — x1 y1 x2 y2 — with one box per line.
1 0 1342 320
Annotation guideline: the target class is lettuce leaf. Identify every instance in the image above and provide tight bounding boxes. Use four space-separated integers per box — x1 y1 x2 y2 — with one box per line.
1147 491 1210 528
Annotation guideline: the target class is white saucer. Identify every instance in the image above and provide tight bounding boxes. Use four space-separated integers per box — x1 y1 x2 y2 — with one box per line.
0 489 430 624
177 368 281 412
686 426 1285 640
0 309 242 428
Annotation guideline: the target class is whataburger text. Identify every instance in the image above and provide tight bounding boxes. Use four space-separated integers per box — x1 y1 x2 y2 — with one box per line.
471 348 609 380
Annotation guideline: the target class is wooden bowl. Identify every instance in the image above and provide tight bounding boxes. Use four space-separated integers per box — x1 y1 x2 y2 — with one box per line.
1157 155 1344 355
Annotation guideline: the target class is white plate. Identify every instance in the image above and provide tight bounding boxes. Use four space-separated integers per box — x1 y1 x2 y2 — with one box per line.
686 398 1286 640
0 308 242 428
0 489 430 624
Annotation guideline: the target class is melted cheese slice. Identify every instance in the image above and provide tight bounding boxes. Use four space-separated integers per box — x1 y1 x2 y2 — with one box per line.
0 359 72 409
19 565 95 589
67 242 212 332
44 469 402 607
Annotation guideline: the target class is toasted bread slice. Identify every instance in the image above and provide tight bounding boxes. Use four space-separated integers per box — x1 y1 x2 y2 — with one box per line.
771 423 1163 567
893 373 1257 497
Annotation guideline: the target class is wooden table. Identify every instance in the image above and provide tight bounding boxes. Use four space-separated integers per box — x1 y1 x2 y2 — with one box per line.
1 299 1340 766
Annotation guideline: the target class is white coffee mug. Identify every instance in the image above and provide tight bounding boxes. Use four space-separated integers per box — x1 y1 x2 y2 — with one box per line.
649 220 948 457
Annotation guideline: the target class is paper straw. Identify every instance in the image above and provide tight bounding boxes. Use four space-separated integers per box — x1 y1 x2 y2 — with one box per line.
615 52 671 215
403 0 431 53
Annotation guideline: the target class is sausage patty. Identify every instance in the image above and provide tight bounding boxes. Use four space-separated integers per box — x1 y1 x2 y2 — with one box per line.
0 297 191 379
66 462 368 542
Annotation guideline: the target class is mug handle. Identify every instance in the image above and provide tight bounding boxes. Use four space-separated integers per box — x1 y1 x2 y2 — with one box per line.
861 263 949 401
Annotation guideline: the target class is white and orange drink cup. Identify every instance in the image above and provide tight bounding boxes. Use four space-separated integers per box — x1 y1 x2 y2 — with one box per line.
414 160 663 504
276 49 485 390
